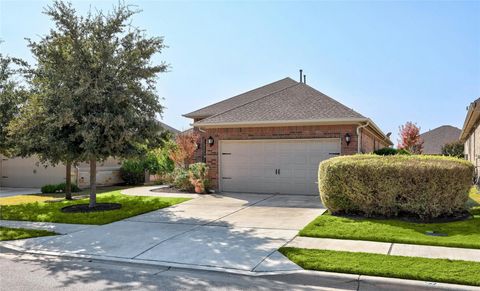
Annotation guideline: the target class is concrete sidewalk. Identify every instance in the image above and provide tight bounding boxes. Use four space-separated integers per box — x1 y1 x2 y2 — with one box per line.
287 237 480 262
0 220 97 235
0 192 325 273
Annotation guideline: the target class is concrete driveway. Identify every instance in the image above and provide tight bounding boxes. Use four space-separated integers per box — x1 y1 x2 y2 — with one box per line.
0 187 41 197
3 190 325 272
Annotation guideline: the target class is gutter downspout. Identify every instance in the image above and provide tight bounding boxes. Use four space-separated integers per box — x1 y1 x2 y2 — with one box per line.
356 122 370 153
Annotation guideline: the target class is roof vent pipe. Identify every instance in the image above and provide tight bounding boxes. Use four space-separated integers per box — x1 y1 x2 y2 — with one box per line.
299 69 303 82
303 74 306 84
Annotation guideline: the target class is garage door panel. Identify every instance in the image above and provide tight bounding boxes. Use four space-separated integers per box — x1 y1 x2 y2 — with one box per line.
220 139 340 195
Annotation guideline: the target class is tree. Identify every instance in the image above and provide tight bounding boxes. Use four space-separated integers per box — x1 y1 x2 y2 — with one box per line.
18 1 167 207
0 52 28 156
442 141 464 158
169 131 200 169
397 122 423 154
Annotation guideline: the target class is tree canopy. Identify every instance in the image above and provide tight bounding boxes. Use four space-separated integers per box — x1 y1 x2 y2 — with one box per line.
11 1 168 206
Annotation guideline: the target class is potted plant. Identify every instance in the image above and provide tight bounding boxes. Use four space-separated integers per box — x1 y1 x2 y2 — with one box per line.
188 163 209 193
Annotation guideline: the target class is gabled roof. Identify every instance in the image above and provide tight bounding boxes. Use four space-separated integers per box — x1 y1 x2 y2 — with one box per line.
158 121 180 135
420 125 461 154
194 82 365 126
183 77 298 118
460 97 480 142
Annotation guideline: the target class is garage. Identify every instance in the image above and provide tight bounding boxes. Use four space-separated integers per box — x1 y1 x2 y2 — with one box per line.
219 138 341 195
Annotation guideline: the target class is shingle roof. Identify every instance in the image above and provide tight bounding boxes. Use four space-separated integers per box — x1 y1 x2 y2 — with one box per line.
420 125 461 154
158 121 180 134
183 77 298 118
194 82 365 125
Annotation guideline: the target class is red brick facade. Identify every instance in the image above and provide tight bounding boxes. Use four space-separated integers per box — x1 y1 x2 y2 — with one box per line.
193 124 389 190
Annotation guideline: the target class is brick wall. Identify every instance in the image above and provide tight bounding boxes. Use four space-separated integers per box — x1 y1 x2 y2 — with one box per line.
195 125 361 190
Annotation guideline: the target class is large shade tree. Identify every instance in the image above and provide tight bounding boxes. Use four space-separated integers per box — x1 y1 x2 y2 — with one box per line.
0 52 28 156
14 1 167 207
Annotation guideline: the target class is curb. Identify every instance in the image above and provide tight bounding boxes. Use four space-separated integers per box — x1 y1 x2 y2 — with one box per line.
1 242 479 290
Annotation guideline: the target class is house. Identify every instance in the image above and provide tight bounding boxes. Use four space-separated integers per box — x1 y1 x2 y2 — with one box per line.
420 125 461 154
0 121 180 188
159 121 180 135
0 156 122 188
460 97 480 180
184 76 392 195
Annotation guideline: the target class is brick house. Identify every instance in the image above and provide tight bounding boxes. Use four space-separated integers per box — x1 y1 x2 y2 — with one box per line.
460 97 480 180
184 77 392 195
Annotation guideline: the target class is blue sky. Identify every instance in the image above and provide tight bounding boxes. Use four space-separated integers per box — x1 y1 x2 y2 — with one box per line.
1 0 479 141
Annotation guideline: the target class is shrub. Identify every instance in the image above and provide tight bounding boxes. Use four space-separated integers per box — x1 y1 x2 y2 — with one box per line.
120 159 145 185
442 141 464 158
143 147 175 175
373 148 412 156
41 183 81 193
172 167 194 192
319 155 474 220
188 163 209 193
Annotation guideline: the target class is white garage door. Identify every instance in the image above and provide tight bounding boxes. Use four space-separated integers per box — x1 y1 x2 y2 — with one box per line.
219 138 341 195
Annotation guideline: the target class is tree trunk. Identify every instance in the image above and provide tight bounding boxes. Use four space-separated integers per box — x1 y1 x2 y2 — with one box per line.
65 160 72 200
89 158 96 208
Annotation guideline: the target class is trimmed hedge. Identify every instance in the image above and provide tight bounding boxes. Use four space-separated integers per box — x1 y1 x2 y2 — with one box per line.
318 155 474 220
41 183 81 194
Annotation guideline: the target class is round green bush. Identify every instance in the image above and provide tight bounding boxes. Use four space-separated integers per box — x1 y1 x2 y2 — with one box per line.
373 147 411 156
120 159 145 185
318 155 474 220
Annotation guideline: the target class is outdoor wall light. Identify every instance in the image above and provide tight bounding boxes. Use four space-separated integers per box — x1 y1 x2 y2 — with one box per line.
207 136 214 146
345 133 351 145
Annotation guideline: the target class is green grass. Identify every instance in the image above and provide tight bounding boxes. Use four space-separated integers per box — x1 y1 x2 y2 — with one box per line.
0 190 190 225
0 227 57 241
279 248 480 286
300 212 480 249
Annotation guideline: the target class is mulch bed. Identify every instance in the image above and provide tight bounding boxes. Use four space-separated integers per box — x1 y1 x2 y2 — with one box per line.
151 185 194 194
61 203 122 213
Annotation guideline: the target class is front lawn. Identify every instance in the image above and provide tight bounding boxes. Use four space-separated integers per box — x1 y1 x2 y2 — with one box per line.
279 248 480 286
0 227 57 241
0 186 127 206
300 212 480 249
0 190 190 225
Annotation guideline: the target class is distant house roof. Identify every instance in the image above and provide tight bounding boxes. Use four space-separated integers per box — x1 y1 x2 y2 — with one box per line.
460 97 480 142
183 77 298 119
184 77 392 145
158 121 180 135
420 125 461 154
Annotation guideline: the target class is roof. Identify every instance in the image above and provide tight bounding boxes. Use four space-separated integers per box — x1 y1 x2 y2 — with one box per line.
184 77 392 145
158 121 180 135
194 83 365 126
460 97 480 142
183 77 298 118
420 125 461 154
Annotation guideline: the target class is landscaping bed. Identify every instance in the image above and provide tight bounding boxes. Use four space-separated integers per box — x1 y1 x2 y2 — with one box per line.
0 190 190 225
0 227 57 241
279 248 480 287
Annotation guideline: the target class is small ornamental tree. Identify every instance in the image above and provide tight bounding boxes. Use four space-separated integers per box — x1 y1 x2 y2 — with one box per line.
18 1 167 207
169 131 200 169
397 122 424 154
442 141 464 158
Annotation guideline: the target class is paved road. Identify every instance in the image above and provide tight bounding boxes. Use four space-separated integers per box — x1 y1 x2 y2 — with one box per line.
0 247 354 291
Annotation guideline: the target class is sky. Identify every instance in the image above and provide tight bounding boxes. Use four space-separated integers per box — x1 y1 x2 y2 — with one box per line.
1 0 479 142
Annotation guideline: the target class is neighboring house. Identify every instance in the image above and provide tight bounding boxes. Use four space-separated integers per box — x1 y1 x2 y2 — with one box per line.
0 156 122 188
184 76 392 195
420 125 461 154
460 97 480 180
158 121 180 135
0 121 179 188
